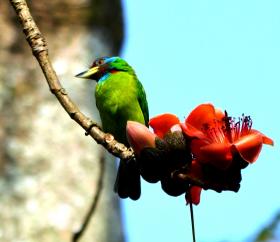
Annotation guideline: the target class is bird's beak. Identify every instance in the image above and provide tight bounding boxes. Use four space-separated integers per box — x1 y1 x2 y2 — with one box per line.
75 66 99 79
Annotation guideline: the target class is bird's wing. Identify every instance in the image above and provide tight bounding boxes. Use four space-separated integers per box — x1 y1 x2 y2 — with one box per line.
136 79 149 127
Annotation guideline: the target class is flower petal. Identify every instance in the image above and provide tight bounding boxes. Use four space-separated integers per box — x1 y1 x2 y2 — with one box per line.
180 122 207 139
126 121 156 154
251 129 274 146
262 135 274 146
190 139 208 158
170 123 182 133
185 103 217 130
189 160 204 178
233 132 264 163
185 186 202 205
149 113 180 138
196 142 233 170
215 107 225 121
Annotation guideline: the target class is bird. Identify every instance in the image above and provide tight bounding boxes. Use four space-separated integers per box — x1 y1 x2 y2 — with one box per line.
75 56 149 200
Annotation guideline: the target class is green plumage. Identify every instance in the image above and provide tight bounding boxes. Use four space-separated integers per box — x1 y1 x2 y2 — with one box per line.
96 70 148 145
76 56 149 200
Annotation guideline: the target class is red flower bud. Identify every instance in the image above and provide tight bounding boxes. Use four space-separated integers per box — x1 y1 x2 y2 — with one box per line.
126 121 156 155
185 186 202 205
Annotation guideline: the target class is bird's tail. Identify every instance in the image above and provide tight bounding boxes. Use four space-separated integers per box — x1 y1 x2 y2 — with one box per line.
114 157 141 200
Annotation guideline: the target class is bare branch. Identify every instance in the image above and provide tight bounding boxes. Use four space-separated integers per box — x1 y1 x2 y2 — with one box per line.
72 153 106 242
9 0 134 161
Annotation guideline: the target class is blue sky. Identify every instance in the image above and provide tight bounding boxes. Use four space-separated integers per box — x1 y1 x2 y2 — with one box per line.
120 1 280 242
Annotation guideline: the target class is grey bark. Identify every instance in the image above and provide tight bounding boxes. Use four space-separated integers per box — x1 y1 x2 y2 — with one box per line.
0 1 125 242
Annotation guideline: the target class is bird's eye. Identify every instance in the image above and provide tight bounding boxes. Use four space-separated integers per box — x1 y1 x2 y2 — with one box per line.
91 58 105 68
96 59 104 66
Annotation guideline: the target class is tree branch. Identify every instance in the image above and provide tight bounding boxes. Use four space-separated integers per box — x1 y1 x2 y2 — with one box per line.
72 153 106 242
9 0 134 161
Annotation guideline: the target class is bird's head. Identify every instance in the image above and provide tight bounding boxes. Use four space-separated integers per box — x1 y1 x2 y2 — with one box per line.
75 56 134 81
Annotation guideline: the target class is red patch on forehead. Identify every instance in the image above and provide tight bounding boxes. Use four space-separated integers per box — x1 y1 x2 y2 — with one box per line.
110 69 119 74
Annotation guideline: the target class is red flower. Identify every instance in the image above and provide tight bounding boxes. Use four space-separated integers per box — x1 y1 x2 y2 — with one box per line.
128 118 192 195
127 104 273 205
126 121 156 155
149 103 273 205
149 113 181 139
185 185 202 205
150 114 202 204
181 103 274 170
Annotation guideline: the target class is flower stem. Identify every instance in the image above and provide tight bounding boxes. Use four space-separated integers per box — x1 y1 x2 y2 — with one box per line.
189 200 196 242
